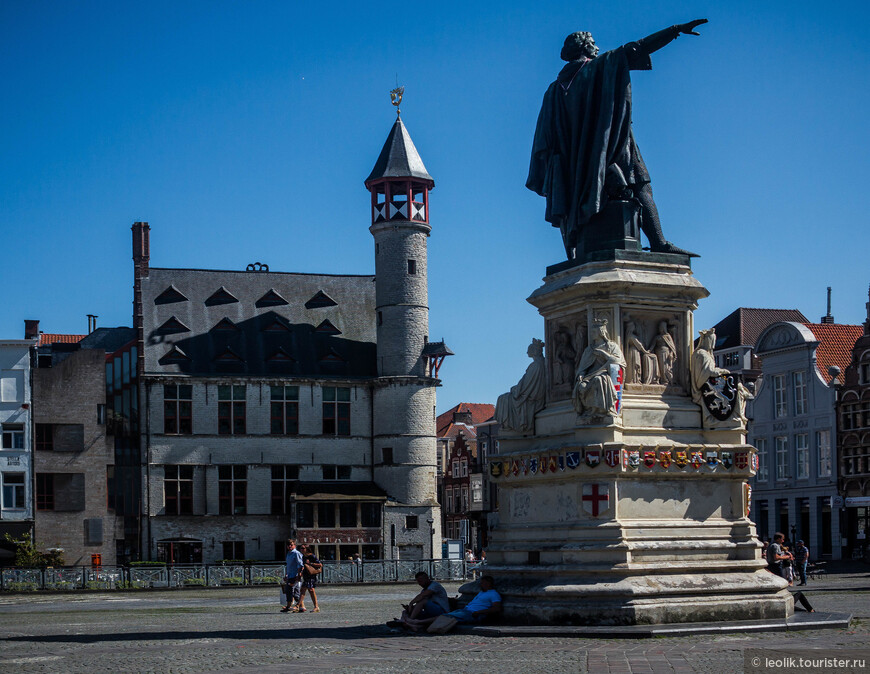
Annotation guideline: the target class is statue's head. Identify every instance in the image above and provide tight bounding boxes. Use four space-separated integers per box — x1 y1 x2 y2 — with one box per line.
529 338 545 358
561 31 599 61
698 328 716 349
592 317 609 340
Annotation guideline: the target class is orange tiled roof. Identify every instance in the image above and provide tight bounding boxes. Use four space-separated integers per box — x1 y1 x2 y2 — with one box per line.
38 333 87 346
436 402 495 438
802 323 863 381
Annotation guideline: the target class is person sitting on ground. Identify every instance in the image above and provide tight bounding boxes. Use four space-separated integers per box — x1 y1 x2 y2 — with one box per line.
295 544 322 613
389 571 450 631
401 575 502 634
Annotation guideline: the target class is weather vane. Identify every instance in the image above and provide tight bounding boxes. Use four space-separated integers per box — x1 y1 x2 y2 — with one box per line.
390 85 404 117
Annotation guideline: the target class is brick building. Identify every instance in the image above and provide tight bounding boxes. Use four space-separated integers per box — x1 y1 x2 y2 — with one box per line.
135 115 448 563
839 285 870 559
32 325 136 565
436 402 494 553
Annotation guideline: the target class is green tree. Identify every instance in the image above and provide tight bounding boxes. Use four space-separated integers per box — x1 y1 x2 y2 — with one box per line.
3 533 65 568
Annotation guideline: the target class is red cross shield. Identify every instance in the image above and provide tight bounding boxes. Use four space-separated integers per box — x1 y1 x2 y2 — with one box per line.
581 483 610 517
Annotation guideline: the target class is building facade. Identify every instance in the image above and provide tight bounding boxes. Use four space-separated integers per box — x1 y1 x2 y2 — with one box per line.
838 285 870 559
710 307 808 387
0 337 37 550
749 320 862 559
31 324 138 566
136 116 446 563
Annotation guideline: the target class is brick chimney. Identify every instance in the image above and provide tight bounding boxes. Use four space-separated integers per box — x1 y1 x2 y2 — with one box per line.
132 222 150 377
24 319 39 340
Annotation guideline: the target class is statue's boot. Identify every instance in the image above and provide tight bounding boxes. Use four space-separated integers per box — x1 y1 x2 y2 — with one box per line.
637 184 699 257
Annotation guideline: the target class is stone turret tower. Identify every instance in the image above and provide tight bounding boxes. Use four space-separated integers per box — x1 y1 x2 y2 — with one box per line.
366 111 443 558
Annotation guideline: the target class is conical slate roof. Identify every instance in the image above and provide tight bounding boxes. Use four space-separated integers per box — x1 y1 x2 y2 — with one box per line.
365 118 434 186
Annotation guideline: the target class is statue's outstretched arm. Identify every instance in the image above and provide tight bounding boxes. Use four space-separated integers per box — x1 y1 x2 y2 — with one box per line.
634 19 707 56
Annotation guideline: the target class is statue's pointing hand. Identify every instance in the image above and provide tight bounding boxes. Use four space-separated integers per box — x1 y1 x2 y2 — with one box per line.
679 19 708 36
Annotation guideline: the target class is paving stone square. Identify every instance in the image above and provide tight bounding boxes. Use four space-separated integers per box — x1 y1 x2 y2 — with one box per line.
0 572 868 673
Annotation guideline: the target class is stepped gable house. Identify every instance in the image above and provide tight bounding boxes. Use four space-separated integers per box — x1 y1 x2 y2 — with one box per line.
134 116 449 563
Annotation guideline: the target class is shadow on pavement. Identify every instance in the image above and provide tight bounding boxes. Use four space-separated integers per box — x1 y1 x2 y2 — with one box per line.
4 626 400 644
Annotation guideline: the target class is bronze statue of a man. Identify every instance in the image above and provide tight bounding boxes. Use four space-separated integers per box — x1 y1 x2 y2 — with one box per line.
526 20 707 259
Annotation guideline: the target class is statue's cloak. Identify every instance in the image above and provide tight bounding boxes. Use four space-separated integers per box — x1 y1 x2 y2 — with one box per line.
526 45 651 239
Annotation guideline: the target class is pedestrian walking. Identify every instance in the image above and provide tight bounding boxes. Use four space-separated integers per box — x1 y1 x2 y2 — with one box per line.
794 540 809 586
296 544 322 613
280 539 304 613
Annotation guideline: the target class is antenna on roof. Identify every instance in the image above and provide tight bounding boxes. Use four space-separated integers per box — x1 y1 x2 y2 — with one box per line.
821 287 834 324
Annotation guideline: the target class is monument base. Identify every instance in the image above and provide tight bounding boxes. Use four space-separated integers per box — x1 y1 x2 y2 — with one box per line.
485 253 794 625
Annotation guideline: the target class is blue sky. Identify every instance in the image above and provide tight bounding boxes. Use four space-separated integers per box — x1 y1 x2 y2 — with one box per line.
2 1 868 413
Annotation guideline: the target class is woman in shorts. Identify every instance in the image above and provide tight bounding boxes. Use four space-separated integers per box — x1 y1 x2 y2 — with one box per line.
295 544 322 613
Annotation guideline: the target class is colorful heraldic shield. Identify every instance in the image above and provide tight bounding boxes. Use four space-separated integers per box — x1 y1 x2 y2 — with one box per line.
744 483 752 516
643 450 656 468
566 451 581 469
720 451 733 469
735 452 749 470
490 461 502 478
675 450 689 468
557 455 565 471
548 456 558 473
611 364 624 414
658 450 672 468
627 450 640 468
604 448 620 467
581 483 610 517
585 449 600 468
690 451 703 469
528 457 538 474
751 453 759 472
706 451 719 468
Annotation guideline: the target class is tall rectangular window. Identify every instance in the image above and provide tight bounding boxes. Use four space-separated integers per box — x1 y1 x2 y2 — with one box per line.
296 502 314 528
360 502 380 527
35 424 53 451
792 372 808 416
772 375 787 418
1 473 25 509
445 486 453 513
218 465 247 515
164 384 193 434
775 436 789 480
755 438 769 482
407 259 417 275
218 385 246 435
270 465 299 514
339 502 357 527
164 465 194 515
1 424 24 450
461 486 469 511
322 387 350 435
270 385 299 435
816 430 832 477
222 541 245 560
318 503 336 528
795 433 809 479
36 473 54 510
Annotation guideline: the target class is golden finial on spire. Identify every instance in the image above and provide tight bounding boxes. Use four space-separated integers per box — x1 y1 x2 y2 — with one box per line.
390 85 404 117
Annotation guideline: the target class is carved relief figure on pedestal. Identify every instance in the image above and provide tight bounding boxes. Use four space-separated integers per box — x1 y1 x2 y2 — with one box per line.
496 338 547 434
691 328 739 424
572 318 626 419
652 320 677 385
552 325 576 386
624 320 657 384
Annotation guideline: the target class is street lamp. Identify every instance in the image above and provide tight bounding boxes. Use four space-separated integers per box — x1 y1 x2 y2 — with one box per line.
426 518 435 560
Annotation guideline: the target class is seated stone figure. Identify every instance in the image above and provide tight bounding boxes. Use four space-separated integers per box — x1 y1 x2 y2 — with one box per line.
495 338 547 434
573 319 626 418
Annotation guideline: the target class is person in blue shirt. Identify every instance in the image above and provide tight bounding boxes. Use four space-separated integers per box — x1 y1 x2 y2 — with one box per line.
443 575 502 625
280 539 304 613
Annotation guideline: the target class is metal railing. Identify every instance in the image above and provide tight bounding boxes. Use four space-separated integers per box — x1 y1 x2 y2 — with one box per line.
0 559 485 592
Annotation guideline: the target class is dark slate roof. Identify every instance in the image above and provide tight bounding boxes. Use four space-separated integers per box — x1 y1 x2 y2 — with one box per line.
141 268 376 378
79 327 136 353
712 308 809 350
365 118 434 185
422 340 454 357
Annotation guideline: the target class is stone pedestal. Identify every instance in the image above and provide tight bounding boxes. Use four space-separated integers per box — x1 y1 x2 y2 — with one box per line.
484 253 793 625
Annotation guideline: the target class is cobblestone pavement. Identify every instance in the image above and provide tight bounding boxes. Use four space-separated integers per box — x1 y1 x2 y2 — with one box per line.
0 571 868 673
